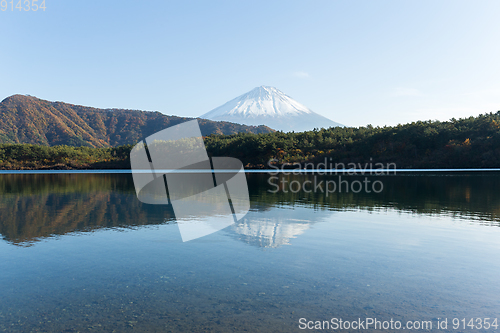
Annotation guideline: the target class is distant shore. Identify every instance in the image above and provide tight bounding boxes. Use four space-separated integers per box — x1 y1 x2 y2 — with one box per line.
2 111 500 170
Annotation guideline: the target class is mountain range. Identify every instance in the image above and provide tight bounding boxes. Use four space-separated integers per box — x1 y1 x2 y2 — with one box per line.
200 86 344 132
0 95 273 147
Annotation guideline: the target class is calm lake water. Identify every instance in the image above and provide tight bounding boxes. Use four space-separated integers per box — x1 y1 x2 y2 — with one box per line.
0 173 499 332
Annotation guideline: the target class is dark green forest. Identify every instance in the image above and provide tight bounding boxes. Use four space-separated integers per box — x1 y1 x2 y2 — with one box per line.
1 111 500 169
206 111 500 169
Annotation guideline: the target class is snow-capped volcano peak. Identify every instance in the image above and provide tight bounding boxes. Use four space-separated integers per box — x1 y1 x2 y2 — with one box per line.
200 86 343 132
202 86 313 119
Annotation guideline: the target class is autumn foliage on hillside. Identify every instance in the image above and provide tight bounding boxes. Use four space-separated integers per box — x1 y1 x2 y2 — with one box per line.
2 111 500 170
0 94 274 147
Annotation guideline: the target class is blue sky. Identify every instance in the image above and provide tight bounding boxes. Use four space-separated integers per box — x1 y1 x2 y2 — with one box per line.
1 0 499 127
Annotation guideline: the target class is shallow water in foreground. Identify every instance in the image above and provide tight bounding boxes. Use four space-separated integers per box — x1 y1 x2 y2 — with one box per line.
0 173 499 332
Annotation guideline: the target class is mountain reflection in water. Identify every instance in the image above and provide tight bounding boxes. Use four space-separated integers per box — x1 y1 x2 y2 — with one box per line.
227 212 318 248
0 172 499 247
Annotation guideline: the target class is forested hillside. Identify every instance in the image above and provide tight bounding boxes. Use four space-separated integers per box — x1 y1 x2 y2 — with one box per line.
1 111 500 170
204 112 500 168
0 95 273 147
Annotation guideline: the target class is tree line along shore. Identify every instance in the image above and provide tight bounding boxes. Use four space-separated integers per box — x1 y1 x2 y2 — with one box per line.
1 111 500 170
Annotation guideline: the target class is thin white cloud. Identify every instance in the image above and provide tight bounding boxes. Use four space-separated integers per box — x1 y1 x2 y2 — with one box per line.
392 87 423 97
292 71 310 79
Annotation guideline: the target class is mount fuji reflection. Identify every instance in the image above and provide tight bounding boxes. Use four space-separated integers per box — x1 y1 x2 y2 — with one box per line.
1 172 499 247
1 172 500 332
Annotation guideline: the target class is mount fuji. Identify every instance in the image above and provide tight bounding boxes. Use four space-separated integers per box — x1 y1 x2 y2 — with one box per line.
200 86 344 132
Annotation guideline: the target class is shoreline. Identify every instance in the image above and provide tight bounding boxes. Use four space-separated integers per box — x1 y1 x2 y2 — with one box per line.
2 168 500 174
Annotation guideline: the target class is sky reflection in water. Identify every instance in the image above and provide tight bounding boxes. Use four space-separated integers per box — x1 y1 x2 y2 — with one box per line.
0 173 499 332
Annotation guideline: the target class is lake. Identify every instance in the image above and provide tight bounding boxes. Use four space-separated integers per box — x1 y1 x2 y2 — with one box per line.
0 172 499 332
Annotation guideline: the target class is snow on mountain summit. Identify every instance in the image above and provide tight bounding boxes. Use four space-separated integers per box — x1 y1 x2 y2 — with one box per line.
202 86 312 119
200 86 344 132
